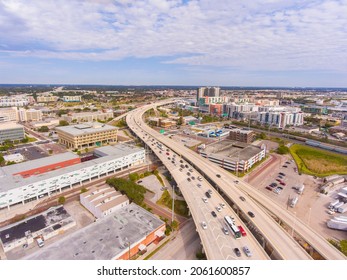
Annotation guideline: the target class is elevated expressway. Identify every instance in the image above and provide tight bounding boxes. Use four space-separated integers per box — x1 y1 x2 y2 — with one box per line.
127 115 269 260
126 100 346 260
127 105 312 260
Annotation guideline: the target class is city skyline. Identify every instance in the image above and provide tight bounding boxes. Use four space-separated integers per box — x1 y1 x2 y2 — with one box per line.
1 0 347 87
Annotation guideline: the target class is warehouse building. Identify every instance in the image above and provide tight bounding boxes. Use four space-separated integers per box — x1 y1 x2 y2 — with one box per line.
0 206 76 253
80 185 129 219
0 144 145 209
25 203 166 260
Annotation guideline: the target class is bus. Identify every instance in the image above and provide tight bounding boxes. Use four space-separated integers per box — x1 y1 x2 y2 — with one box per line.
224 216 241 239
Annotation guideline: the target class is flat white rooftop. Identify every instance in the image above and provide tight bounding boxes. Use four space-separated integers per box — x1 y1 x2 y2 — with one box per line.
0 144 144 193
0 122 23 130
55 122 117 136
25 204 165 260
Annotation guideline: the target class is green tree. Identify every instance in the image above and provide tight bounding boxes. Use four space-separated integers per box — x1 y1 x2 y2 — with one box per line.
59 120 69 126
129 172 140 182
58 196 66 204
38 126 49 132
277 145 289 154
0 154 5 166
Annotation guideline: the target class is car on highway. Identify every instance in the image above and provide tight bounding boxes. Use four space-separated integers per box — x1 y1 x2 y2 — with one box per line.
187 178 191 182
179 168 182 172
220 202 226 208
234 180 239 184
216 174 221 178
191 176 195 180
216 206 222 212
187 172 191 176
207 189 212 195
280 182 286 186
243 246 252 257
198 176 202 181
211 211 217 218
238 225 247 237
202 197 208 203
189 169 193 172
283 165 288 168
248 211 255 218
201 221 207 230
180 160 183 163
197 183 202 188
240 196 246 201
234 248 241 257
185 164 189 168
205 191 211 198
265 186 273 191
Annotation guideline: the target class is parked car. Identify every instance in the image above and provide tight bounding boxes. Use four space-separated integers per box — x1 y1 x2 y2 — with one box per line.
220 203 226 208
211 211 217 217
239 196 246 201
216 174 221 178
216 206 222 212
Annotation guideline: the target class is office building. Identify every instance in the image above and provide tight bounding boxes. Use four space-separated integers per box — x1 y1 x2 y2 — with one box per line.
63 96 82 102
0 144 145 209
229 128 255 143
0 107 18 122
18 108 43 122
62 110 113 123
258 107 304 128
0 95 32 107
56 122 118 149
0 122 25 143
37 94 59 103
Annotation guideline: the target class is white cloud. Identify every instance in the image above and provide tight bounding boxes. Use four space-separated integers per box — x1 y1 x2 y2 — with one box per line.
0 0 346 73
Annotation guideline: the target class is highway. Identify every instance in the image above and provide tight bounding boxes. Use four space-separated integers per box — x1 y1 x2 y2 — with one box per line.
126 100 347 260
128 113 270 260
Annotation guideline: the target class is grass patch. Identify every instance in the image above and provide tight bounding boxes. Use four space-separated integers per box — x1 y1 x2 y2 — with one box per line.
290 144 347 177
157 190 189 217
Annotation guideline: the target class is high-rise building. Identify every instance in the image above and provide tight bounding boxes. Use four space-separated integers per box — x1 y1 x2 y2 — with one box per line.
197 86 220 101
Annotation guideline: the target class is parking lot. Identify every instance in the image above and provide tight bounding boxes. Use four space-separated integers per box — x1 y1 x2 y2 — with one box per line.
248 153 347 240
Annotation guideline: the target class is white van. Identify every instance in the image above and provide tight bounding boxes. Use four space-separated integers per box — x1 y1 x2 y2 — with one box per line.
36 237 44 248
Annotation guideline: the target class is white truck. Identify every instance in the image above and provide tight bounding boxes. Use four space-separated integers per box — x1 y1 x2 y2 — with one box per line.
290 197 298 208
329 199 340 209
336 203 347 214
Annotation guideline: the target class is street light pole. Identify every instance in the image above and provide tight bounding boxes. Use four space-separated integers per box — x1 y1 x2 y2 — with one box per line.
171 184 175 224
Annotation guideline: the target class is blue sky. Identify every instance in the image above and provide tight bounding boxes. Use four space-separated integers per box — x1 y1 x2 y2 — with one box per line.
0 0 347 87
